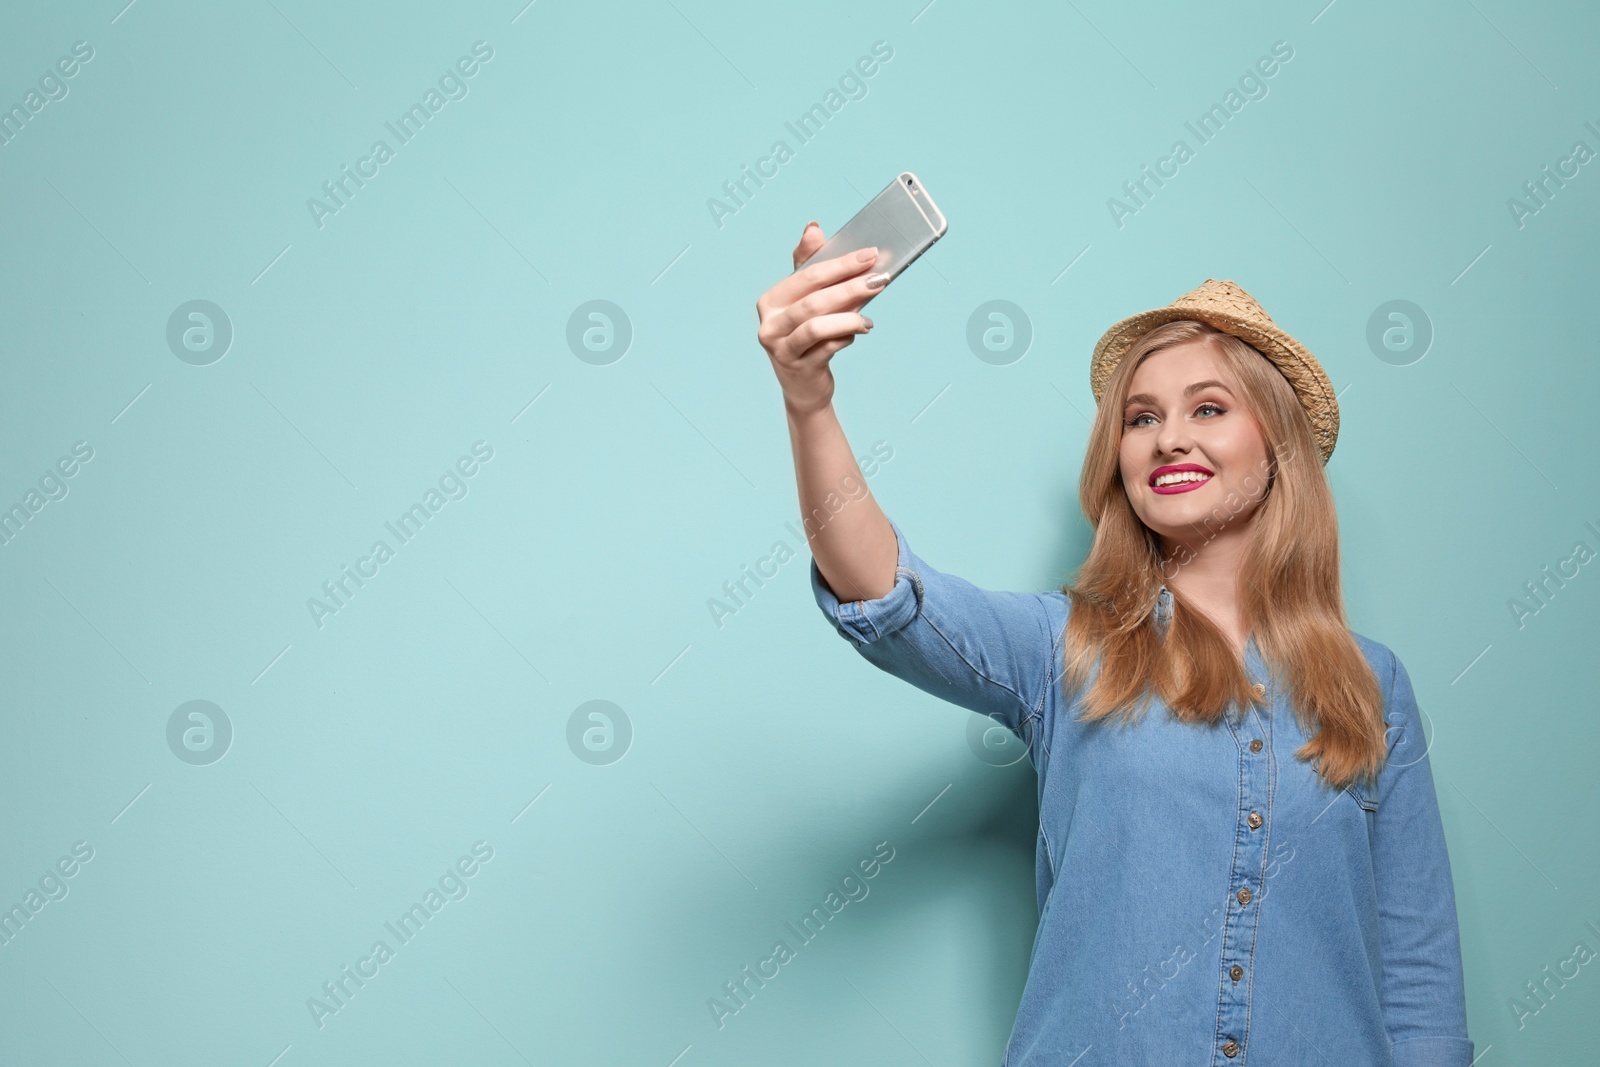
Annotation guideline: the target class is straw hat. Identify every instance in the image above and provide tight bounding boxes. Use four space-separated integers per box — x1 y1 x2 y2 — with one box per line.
1089 279 1339 464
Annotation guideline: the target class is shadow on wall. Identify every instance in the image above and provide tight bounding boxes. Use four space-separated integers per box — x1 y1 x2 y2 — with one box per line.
652 738 1043 1053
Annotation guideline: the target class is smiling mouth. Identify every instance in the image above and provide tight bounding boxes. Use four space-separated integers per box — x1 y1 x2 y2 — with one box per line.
1150 468 1213 494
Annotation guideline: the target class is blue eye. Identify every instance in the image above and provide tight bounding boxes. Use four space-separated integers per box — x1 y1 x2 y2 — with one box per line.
1126 403 1222 428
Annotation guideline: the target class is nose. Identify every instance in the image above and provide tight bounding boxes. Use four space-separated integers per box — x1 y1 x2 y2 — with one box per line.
1154 414 1193 459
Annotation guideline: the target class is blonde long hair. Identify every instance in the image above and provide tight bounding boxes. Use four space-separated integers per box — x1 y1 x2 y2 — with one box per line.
1061 319 1386 789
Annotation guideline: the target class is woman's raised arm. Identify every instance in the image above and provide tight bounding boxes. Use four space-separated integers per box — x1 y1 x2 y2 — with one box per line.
757 222 894 602
757 223 1068 741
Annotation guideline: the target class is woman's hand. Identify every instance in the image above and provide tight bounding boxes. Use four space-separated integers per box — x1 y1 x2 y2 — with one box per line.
756 221 886 418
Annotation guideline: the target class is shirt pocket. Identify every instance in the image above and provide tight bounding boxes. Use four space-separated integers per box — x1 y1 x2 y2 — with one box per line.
1345 782 1378 838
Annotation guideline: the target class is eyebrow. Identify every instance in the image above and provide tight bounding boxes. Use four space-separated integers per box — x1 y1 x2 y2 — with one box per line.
1123 379 1236 410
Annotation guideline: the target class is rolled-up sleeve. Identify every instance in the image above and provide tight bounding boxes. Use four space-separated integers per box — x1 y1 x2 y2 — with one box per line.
808 517 1065 739
1374 650 1475 1067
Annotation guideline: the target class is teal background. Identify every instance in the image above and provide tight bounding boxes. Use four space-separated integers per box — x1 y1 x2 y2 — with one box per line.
2 0 1597 1063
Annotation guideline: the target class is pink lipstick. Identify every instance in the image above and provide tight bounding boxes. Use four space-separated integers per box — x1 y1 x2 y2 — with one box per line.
1149 463 1214 495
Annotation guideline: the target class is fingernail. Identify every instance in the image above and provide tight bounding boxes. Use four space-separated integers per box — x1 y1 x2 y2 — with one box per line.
805 220 820 232
864 272 890 290
855 247 877 263
862 317 874 330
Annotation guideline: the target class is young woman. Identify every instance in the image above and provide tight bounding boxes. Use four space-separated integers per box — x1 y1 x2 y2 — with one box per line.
755 222 1474 1066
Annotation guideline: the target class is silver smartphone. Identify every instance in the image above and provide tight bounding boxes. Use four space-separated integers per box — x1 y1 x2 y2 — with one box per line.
797 172 947 301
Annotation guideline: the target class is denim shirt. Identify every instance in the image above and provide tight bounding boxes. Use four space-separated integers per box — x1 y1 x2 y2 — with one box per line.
809 518 1474 1067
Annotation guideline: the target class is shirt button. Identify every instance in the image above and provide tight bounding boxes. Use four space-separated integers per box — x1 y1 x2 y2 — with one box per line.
1237 887 1252 906
1247 811 1263 830
1251 682 1266 699
1222 1040 1240 1057
1230 964 1244 982
1249 739 1263 753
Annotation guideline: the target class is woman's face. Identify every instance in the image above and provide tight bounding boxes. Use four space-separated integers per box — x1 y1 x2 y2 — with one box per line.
1117 340 1272 554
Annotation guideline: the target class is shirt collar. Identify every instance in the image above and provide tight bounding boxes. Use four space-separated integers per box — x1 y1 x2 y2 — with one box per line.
1156 585 1268 684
